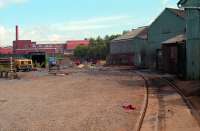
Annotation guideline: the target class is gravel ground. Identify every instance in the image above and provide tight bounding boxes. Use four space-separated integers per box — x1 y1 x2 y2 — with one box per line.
0 69 145 131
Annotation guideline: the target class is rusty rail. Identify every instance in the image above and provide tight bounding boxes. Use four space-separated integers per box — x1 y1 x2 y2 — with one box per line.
161 77 200 125
134 72 200 131
134 72 149 131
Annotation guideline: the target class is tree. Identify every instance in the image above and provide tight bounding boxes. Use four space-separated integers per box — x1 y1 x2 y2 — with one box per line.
74 46 89 59
123 30 129 35
74 34 121 60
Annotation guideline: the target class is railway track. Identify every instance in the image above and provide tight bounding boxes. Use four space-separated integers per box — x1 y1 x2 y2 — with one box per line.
134 72 149 131
161 77 200 125
135 71 200 131
66 67 200 130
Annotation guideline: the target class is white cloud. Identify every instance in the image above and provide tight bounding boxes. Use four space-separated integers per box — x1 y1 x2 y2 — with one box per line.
0 0 28 8
53 15 133 31
0 26 14 47
0 14 158 46
0 15 137 46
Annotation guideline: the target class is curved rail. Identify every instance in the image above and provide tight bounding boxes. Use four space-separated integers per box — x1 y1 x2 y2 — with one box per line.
134 72 200 131
134 72 149 131
161 77 200 125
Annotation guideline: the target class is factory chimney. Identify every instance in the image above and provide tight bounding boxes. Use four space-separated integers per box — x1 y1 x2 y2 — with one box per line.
16 25 19 41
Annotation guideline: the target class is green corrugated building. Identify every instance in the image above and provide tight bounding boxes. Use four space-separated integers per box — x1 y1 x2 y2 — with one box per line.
147 8 186 69
178 0 200 80
109 27 148 67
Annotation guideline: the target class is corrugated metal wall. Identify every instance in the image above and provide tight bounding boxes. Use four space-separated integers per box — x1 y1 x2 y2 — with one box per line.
110 38 148 67
147 8 186 68
185 9 200 80
177 0 200 80
110 40 135 54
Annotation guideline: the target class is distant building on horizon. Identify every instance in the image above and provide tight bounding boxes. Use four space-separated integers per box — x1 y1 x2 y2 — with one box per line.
64 40 90 55
0 47 13 55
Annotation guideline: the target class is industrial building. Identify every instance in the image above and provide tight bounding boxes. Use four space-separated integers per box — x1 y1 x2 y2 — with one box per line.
147 8 186 69
109 8 186 69
12 26 59 67
109 27 148 66
108 8 189 78
64 40 90 55
0 25 90 68
178 0 200 80
0 47 12 54
37 43 66 54
108 4 200 80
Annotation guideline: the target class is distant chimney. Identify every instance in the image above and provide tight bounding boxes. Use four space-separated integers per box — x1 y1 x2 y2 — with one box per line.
16 25 19 41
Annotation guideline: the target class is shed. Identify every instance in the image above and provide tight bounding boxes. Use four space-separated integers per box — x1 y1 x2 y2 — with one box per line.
109 27 148 66
162 34 186 78
147 8 186 69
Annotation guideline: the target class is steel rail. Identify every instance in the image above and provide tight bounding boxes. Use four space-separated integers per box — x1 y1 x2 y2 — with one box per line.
134 72 149 131
161 77 200 125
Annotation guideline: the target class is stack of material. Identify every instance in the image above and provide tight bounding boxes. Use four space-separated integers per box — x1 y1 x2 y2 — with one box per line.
0 58 17 79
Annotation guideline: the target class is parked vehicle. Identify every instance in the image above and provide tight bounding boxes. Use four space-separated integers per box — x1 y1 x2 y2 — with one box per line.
48 57 57 67
15 59 33 72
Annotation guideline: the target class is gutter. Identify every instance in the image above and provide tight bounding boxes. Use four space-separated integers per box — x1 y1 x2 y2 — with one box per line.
184 7 200 9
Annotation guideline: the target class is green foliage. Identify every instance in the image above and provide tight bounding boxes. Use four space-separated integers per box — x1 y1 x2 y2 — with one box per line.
35 62 45 68
74 46 89 59
122 30 129 35
74 35 120 60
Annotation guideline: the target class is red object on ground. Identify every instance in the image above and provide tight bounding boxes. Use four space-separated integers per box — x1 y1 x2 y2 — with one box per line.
74 59 81 65
32 68 38 71
67 40 90 50
122 104 136 111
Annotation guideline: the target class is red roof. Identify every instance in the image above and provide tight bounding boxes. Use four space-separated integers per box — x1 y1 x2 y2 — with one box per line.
0 47 13 54
67 40 90 50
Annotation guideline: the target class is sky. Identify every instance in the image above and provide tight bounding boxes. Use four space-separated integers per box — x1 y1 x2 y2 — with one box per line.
0 0 178 46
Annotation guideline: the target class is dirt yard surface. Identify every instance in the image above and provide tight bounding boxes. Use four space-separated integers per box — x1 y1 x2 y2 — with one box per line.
0 69 145 131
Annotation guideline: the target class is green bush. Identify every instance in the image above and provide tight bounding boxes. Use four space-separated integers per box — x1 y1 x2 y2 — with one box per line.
74 35 120 60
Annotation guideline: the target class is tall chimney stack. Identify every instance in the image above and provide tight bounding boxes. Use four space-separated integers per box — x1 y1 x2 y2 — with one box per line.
16 25 18 41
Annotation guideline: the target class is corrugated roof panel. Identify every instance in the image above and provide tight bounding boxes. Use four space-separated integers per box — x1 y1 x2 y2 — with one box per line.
162 34 186 44
112 26 148 42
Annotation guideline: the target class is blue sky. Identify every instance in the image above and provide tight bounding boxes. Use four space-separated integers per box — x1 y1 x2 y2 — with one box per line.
0 0 178 46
